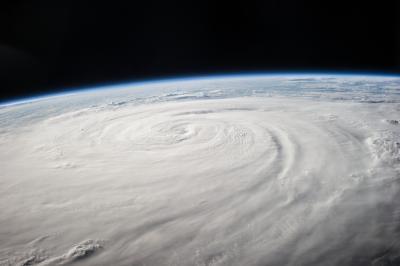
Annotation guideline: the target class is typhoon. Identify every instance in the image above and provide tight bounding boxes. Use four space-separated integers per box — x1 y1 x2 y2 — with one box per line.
0 74 399 266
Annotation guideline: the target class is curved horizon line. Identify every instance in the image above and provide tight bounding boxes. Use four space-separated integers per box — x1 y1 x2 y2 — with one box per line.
1 70 400 107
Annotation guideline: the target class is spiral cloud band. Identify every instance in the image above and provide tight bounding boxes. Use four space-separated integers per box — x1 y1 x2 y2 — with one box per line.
0 75 399 265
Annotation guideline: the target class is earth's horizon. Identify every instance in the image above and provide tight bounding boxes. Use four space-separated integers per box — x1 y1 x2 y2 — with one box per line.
2 72 400 107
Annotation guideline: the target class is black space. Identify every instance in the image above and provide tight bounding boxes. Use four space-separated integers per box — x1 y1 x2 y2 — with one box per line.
0 1 399 101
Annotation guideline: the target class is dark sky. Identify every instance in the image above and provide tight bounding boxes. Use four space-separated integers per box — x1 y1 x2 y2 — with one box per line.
0 1 399 101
